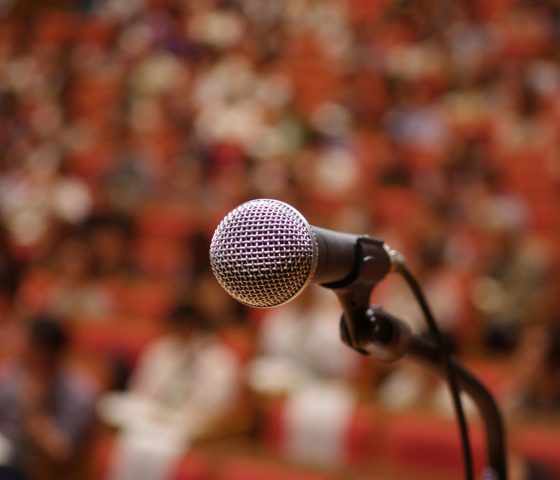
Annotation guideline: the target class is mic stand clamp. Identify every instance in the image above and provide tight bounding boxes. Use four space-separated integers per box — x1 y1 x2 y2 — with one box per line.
321 236 392 354
338 303 507 480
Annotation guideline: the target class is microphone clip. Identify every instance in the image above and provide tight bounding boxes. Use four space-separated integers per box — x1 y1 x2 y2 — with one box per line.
339 304 411 362
326 236 393 354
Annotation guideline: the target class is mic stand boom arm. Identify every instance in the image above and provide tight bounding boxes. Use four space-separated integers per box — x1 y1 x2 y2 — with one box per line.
339 305 507 480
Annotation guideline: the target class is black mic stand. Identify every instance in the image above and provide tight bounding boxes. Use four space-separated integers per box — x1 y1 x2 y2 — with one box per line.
338 302 508 480
318 236 507 479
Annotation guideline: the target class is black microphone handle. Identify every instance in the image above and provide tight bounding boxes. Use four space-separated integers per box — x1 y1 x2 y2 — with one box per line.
310 226 361 286
209 198 394 308
311 226 392 289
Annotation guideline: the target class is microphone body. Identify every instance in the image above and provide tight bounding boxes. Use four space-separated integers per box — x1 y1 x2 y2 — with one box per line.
210 200 508 480
210 199 392 308
309 226 360 285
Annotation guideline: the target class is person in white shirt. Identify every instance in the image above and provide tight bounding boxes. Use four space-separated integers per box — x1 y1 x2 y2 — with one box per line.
98 304 240 480
248 286 361 467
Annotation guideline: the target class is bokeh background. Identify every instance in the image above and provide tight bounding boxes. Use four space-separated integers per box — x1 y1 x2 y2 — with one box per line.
1 0 560 479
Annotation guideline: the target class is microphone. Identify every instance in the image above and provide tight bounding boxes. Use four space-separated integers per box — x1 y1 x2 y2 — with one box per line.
210 199 509 480
209 198 396 308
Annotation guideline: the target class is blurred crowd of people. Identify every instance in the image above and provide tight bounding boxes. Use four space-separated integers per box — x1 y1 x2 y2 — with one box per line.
0 0 559 478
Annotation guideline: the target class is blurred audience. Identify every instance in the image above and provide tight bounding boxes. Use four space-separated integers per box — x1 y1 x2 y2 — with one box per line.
0 317 96 480
249 287 363 467
249 287 361 394
505 322 560 422
83 213 135 281
0 0 557 477
97 304 240 480
472 230 550 352
45 235 114 319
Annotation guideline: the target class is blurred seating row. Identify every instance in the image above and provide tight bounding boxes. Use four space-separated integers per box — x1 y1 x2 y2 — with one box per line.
92 406 560 480
20 272 176 318
93 446 382 480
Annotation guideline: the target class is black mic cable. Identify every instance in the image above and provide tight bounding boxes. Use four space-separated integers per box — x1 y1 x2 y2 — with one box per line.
393 257 474 480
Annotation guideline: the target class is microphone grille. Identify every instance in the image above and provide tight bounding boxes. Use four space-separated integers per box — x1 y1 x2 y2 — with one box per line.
210 199 318 308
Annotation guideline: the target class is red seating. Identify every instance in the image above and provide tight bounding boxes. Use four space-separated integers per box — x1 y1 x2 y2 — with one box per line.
381 413 486 479
132 236 187 277
462 359 512 400
372 186 427 235
501 159 558 207
69 314 163 367
32 11 77 44
17 269 55 314
261 397 286 453
66 141 117 182
261 397 378 465
511 426 560 478
69 74 123 122
172 451 210 480
275 38 340 116
346 404 381 462
67 350 114 392
215 456 336 480
473 0 516 21
0 22 20 45
111 278 174 318
93 437 209 480
92 436 115 480
528 199 560 230
76 17 117 46
218 326 256 364
356 477 394 480
132 128 183 165
346 0 388 25
136 203 194 239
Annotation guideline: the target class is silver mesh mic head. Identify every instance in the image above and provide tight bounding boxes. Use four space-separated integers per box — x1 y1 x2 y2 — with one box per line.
210 199 318 308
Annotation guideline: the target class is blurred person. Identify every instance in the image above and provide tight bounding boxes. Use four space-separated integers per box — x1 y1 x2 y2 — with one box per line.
186 4 245 51
155 156 207 205
97 303 240 480
504 322 560 421
0 223 23 363
182 232 213 283
0 224 19 318
44 235 113 319
503 322 560 480
384 80 451 160
249 286 361 391
192 273 246 329
472 230 549 352
101 151 156 216
83 212 135 280
190 273 256 385
491 81 556 160
248 286 363 467
0 147 93 257
97 0 147 23
0 317 96 480
510 456 557 480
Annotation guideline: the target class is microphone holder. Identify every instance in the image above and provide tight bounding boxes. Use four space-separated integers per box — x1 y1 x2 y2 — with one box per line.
338 302 508 480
